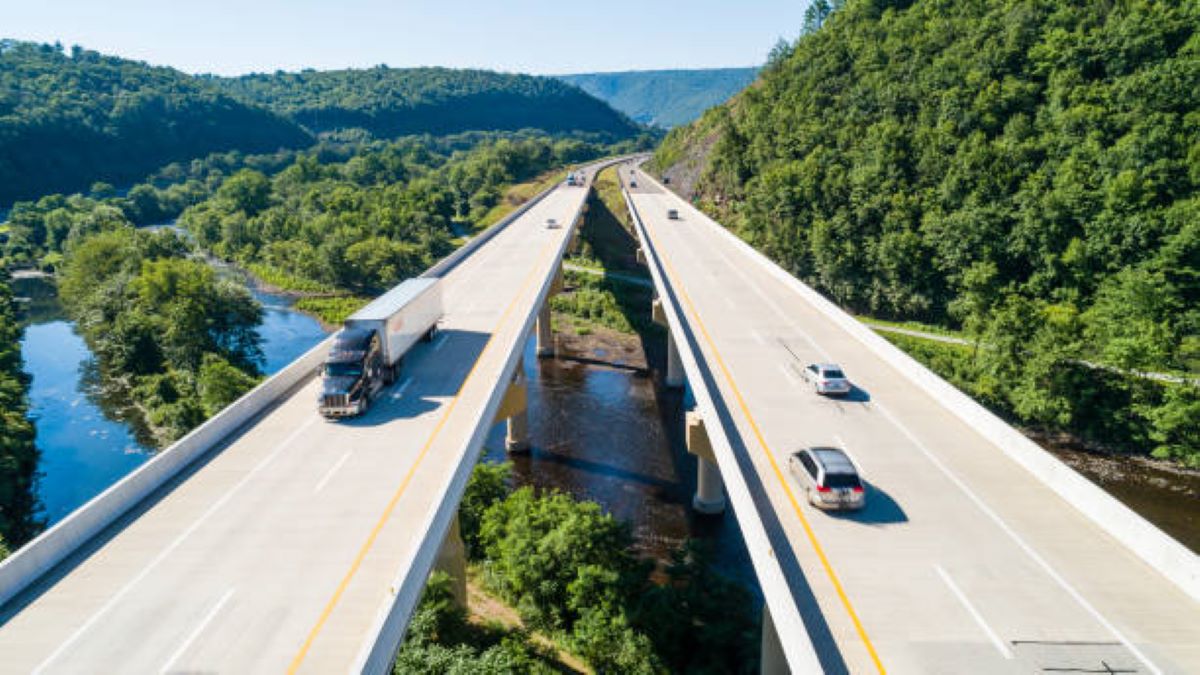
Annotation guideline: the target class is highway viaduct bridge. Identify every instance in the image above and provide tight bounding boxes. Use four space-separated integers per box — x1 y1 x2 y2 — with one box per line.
0 158 1197 673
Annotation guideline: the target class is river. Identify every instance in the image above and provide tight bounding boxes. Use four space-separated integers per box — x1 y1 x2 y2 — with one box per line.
15 271 759 589
16 276 329 524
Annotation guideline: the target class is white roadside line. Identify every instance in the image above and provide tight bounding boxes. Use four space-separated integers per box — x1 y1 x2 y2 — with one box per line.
159 588 236 673
875 402 1161 675
833 434 866 474
664 209 832 363
390 377 413 401
314 452 352 494
751 329 768 347
33 418 317 674
933 565 1012 660
777 363 800 386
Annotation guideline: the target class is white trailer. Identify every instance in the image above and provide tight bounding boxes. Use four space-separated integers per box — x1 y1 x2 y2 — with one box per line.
319 278 443 417
346 278 443 374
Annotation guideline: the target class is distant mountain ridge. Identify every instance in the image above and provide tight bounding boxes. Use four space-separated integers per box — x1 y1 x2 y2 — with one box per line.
210 67 643 139
0 40 312 206
0 41 642 206
557 68 758 128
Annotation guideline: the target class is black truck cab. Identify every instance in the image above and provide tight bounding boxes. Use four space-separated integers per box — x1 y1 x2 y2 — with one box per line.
319 328 385 417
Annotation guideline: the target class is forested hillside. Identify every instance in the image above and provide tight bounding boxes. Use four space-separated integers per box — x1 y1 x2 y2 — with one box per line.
653 0 1199 464
5 133 619 444
557 68 758 128
211 68 643 140
0 41 312 206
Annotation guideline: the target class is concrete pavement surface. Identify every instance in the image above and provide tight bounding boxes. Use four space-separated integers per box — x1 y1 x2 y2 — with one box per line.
624 164 1200 674
0 172 595 673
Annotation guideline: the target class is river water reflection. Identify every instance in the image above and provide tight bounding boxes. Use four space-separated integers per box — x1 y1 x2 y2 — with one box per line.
485 337 759 589
17 277 329 525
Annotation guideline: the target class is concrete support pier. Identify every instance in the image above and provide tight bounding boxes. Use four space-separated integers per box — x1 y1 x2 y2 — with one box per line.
665 331 685 388
536 302 554 357
685 410 726 514
694 457 725 514
506 409 529 453
434 516 467 609
496 361 530 453
651 296 685 388
760 604 789 675
536 266 564 358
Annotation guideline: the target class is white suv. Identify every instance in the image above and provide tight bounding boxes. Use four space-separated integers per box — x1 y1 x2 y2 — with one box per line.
788 447 865 510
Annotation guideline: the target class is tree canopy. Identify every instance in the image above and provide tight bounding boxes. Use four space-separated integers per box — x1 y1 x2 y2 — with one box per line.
209 67 643 140
0 41 312 206
653 0 1199 464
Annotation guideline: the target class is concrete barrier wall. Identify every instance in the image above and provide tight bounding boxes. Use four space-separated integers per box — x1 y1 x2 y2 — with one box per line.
620 179 827 674
355 158 622 674
0 167 572 609
643 170 1200 602
422 178 561 280
0 335 335 608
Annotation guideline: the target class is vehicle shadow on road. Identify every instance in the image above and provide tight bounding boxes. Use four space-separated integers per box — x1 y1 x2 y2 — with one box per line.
828 481 908 526
837 385 872 404
329 329 490 427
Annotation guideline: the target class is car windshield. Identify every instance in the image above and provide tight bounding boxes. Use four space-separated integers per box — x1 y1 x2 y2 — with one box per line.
823 473 861 489
326 362 363 378
823 369 846 379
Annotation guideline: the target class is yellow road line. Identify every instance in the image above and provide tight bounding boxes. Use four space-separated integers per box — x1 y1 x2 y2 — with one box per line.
651 216 887 673
288 235 561 673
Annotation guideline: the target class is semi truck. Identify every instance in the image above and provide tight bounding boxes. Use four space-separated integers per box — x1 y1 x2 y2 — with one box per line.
319 278 443 418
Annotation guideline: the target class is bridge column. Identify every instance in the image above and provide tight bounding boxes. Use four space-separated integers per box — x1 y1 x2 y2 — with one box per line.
568 218 583 254
536 302 554 357
665 331 685 388
686 411 726 514
760 603 788 675
434 515 467 609
495 361 530 453
536 266 564 358
652 296 685 388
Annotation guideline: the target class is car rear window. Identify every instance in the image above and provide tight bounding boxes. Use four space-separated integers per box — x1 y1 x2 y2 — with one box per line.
823 369 846 379
822 473 861 489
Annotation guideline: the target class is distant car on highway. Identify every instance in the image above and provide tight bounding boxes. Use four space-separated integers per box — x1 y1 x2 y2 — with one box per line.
788 447 865 510
630 180 638 188
546 218 560 229
667 209 680 220
802 363 851 395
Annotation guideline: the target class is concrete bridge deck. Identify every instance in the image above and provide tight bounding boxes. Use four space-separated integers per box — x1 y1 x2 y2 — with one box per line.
622 163 1200 674
0 168 599 673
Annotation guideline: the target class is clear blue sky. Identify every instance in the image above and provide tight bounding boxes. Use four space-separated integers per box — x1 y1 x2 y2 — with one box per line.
5 0 808 76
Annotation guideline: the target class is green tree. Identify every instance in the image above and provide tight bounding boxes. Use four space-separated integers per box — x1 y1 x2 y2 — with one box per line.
197 354 260 416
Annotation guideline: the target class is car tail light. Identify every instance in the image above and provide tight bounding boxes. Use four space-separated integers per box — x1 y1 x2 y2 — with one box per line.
852 486 864 493
816 485 832 493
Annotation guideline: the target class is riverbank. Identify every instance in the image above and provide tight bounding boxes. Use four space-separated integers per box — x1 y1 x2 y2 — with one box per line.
15 273 328 526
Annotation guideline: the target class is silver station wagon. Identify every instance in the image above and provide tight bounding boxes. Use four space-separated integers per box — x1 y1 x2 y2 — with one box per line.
788 446 865 510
